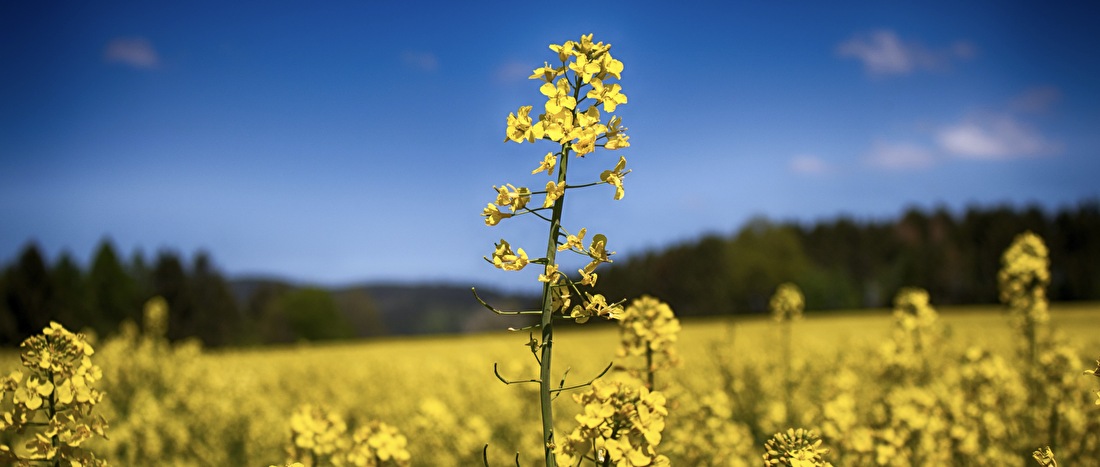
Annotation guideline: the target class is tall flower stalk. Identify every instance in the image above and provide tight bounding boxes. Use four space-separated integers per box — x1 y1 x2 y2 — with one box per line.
769 282 803 427
475 34 631 466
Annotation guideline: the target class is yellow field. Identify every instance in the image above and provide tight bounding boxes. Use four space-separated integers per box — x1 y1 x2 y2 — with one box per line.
3 302 1099 465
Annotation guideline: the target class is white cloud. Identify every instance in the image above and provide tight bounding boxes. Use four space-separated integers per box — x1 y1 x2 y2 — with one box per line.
936 113 1060 159
104 37 159 69
1009 86 1062 114
401 51 439 72
789 154 830 175
837 30 975 77
494 61 532 84
865 140 936 170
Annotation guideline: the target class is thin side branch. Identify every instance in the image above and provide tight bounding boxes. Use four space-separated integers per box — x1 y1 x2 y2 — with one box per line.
494 362 540 386
549 361 614 394
473 288 542 315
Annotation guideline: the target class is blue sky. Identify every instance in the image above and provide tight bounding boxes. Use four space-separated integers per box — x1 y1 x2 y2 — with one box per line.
2 1 1099 291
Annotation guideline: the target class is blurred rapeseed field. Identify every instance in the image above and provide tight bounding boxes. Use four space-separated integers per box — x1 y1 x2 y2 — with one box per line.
0 300 1097 465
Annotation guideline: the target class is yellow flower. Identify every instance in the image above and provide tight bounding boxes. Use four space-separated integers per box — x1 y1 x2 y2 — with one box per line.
541 78 577 114
543 180 565 208
490 239 528 271
505 105 544 143
532 152 557 176
538 264 561 283
559 228 587 252
481 203 513 226
588 233 613 264
572 127 599 157
550 278 572 312
604 133 629 150
537 108 574 143
530 62 563 82
599 156 629 200
494 184 530 213
598 52 623 80
573 33 610 57
549 41 576 62
576 106 601 129
577 266 598 287
586 78 628 112
569 53 601 84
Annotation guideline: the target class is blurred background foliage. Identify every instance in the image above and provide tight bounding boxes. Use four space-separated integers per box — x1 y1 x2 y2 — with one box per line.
2 200 1098 346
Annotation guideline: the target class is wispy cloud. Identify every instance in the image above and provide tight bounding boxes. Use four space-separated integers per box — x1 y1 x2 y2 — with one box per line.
1009 86 1062 114
836 29 974 77
494 61 532 84
865 140 936 170
401 51 439 72
788 154 831 175
104 37 159 69
936 113 1060 159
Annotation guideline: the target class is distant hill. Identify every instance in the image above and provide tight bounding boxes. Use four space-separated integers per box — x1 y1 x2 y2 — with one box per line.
228 278 539 336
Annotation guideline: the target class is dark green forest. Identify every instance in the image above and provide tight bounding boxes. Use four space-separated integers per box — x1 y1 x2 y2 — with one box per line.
3 201 1098 346
594 200 1100 317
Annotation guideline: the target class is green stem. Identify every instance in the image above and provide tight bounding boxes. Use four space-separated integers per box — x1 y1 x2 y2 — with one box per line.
538 145 569 467
782 319 792 427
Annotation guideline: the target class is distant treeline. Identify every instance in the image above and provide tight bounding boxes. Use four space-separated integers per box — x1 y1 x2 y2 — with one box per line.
594 201 1100 317
4 201 1098 345
0 243 384 346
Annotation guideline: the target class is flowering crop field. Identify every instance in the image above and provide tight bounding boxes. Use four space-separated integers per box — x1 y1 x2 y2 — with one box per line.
3 301 1097 466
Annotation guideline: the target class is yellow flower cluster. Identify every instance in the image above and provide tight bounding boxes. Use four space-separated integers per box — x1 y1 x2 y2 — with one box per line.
770 283 805 323
505 34 629 153
284 404 410 467
879 288 943 382
0 322 109 466
762 428 832 466
556 380 670 466
998 231 1051 328
486 32 632 307
616 296 682 382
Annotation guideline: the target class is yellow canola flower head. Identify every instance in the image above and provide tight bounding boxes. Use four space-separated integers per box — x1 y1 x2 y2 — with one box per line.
482 203 512 226
571 128 597 157
770 282 805 322
530 61 563 82
538 108 575 143
587 78 628 112
587 233 614 264
538 264 561 283
559 228 587 252
543 180 565 208
598 52 624 80
494 183 531 213
143 295 169 337
489 239 528 271
504 105 534 143
577 267 597 287
541 78 577 114
532 152 557 175
569 53 601 84
763 428 833 466
600 156 629 200
549 40 576 62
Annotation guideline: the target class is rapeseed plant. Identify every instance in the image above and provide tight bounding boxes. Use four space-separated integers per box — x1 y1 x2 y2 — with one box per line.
0 322 109 466
615 296 681 391
769 282 803 427
477 33 631 465
762 428 832 466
